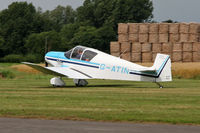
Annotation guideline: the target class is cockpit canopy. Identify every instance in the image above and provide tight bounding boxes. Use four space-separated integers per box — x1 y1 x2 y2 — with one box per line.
64 46 97 61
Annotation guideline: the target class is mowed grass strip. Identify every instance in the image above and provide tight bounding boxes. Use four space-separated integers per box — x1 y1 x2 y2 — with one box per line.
0 63 200 124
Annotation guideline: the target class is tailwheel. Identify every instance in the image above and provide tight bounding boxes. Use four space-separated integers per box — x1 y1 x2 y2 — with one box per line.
155 82 163 88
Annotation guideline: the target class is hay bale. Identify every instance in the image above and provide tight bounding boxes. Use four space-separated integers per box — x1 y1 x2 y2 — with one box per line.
183 43 193 52
111 52 120 57
118 34 129 42
129 33 139 42
159 33 169 43
180 23 189 33
121 42 131 53
162 43 172 53
142 43 152 52
193 42 200 52
131 52 141 62
149 23 159 33
180 33 189 42
173 43 182 52
142 52 152 62
172 52 182 62
110 42 120 53
139 33 148 42
189 34 199 42
118 23 129 34
132 42 142 52
193 52 200 62
183 52 192 62
169 23 179 33
152 43 161 52
129 23 139 34
169 33 179 43
149 33 159 43
152 52 158 61
159 23 169 33
139 24 149 33
189 23 200 33
121 52 131 61
162 52 171 57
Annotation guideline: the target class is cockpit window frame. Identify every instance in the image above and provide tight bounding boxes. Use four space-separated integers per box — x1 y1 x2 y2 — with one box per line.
70 46 86 60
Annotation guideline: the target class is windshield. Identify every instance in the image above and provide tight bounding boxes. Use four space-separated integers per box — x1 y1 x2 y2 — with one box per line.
64 46 97 62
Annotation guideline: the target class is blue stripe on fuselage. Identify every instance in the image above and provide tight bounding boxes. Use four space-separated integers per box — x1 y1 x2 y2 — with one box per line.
45 52 99 69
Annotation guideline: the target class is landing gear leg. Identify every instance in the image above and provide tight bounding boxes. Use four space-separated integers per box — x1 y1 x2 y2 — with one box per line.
155 82 163 88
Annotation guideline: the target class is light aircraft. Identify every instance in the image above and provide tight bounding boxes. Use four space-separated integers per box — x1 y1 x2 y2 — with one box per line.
23 45 172 88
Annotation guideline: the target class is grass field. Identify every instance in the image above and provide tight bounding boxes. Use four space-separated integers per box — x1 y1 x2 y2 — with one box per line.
0 63 200 124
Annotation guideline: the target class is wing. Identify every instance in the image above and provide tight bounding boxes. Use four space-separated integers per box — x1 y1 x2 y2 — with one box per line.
22 62 92 79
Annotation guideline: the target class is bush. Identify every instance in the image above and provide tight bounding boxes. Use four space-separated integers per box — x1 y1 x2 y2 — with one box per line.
0 70 15 79
24 54 43 63
2 54 24 63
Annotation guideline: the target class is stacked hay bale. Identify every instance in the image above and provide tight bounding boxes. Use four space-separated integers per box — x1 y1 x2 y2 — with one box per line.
110 23 200 62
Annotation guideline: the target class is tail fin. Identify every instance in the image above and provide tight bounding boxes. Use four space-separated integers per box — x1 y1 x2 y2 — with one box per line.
153 53 172 82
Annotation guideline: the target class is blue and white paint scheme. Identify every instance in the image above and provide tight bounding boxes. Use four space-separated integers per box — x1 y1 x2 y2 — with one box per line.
23 45 172 87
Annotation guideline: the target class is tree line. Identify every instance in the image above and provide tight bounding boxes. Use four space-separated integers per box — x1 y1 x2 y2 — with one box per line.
0 0 153 62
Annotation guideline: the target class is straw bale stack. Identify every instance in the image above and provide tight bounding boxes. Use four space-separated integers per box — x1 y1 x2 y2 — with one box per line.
180 23 189 33
183 43 193 52
149 23 159 33
142 52 152 62
183 52 192 62
169 23 179 33
172 52 182 62
118 34 129 42
115 22 200 63
173 43 182 52
142 43 152 52
129 33 139 42
121 42 131 53
111 52 120 57
169 33 179 42
132 53 141 62
139 24 149 33
193 42 200 52
110 42 120 53
121 52 131 61
152 43 161 53
159 33 169 43
139 33 148 42
189 23 200 33
193 52 200 62
129 23 139 34
149 33 159 43
180 33 189 42
132 42 142 52
189 34 199 42
118 23 129 34
162 43 172 53
159 23 169 33
152 53 158 61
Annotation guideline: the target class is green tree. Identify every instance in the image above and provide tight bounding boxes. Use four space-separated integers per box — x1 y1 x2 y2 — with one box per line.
0 2 50 57
77 0 153 29
25 31 61 58
68 25 115 53
43 5 76 31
